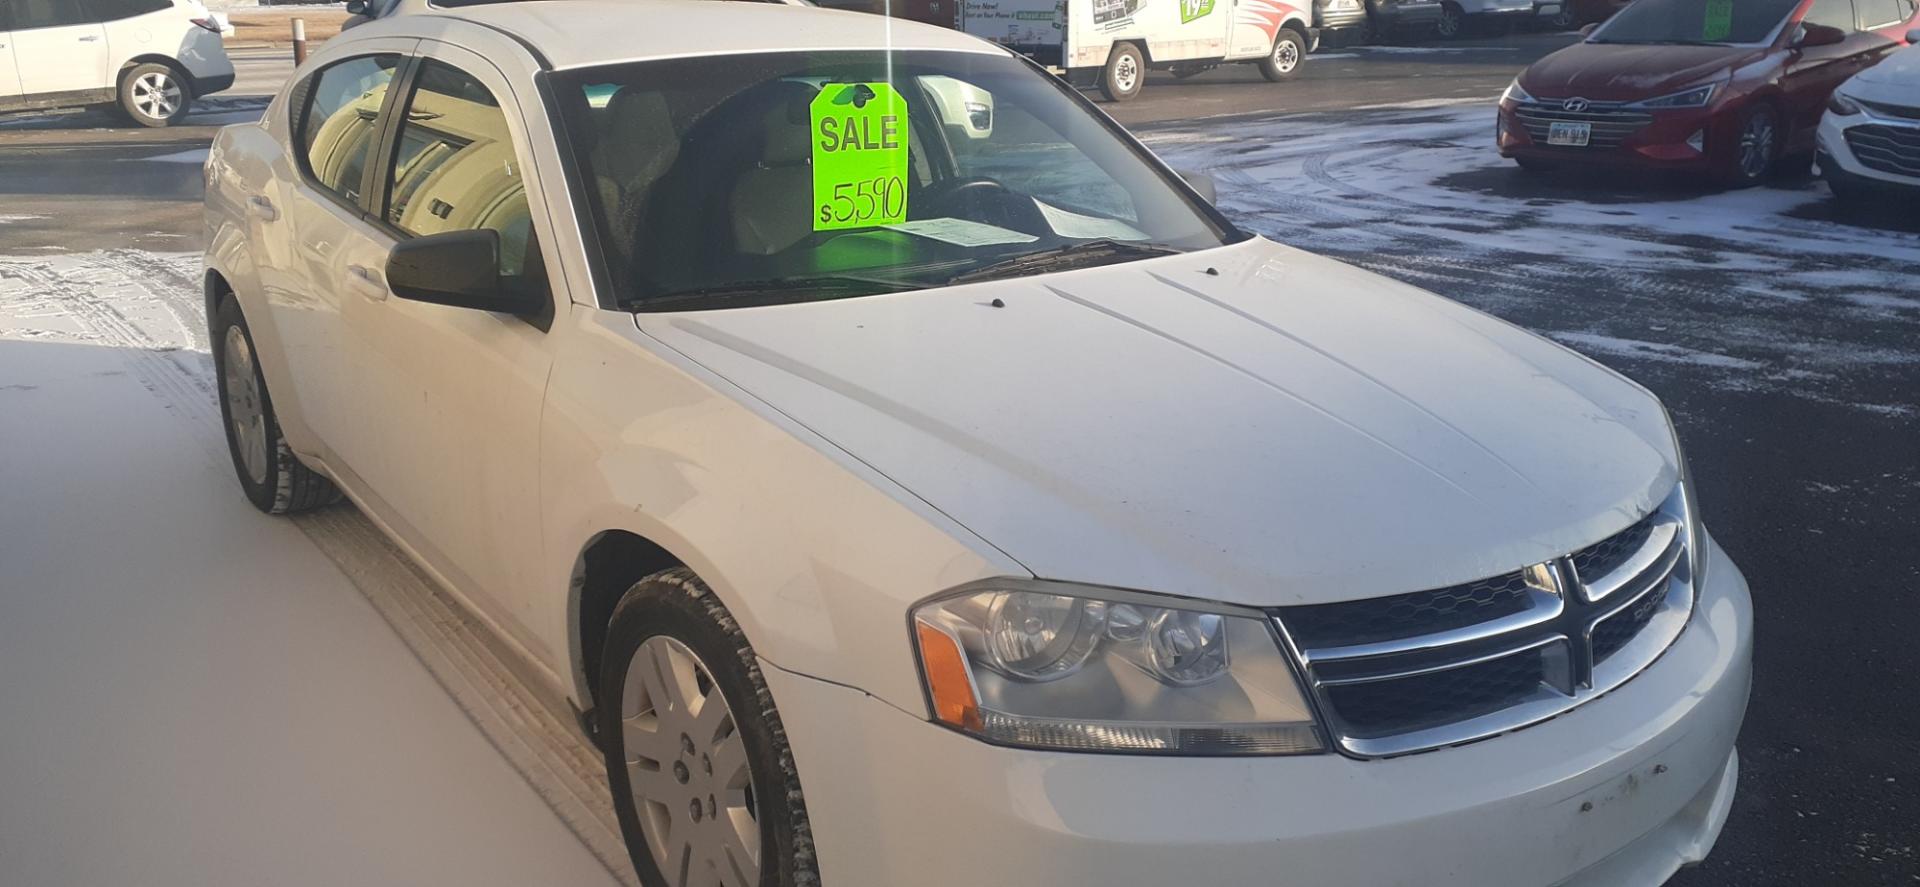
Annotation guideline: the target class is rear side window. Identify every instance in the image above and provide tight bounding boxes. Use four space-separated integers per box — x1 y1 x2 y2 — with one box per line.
90 0 173 21
1802 0 1860 31
297 54 402 206
382 60 542 288
12 0 100 29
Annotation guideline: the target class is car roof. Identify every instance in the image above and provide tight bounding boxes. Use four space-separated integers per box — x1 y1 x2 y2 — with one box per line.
416 0 1004 71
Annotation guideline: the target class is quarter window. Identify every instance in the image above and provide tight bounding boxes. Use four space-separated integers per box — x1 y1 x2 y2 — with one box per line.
297 55 402 206
12 0 99 29
383 60 541 288
1856 0 1907 26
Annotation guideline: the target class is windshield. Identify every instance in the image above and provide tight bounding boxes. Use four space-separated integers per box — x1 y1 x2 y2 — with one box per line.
1590 0 1800 44
552 51 1239 310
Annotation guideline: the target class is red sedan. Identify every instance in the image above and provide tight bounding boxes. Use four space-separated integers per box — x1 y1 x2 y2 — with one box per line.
1499 0 1919 185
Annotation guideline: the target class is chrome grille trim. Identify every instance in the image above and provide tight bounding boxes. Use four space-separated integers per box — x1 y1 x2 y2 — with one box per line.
1845 124 1920 178
1512 99 1655 149
1273 486 1695 759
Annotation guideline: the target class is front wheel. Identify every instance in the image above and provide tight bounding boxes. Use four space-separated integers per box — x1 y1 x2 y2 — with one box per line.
119 63 192 128
1720 103 1779 188
1259 30 1308 81
1435 2 1465 37
600 568 818 887
1100 42 1146 102
211 296 341 513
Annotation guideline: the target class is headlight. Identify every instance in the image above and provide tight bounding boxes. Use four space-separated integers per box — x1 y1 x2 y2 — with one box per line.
913 581 1324 755
1827 91 1863 116
1663 410 1708 590
1502 77 1534 104
1631 84 1718 109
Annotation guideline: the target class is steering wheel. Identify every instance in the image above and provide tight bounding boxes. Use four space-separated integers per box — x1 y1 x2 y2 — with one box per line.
916 176 1046 234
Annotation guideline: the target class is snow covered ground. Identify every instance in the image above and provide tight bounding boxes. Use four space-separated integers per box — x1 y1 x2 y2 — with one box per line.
1143 105 1920 421
0 252 630 885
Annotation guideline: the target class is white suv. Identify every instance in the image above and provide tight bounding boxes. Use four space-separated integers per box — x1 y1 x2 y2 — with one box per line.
0 0 235 127
205 2 1751 884
1819 29 1920 208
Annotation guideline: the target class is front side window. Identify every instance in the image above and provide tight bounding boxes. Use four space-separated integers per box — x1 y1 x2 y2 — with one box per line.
383 60 541 291
1590 0 1802 43
1801 0 1861 31
298 54 401 205
1856 0 1907 27
12 0 99 29
553 50 1238 310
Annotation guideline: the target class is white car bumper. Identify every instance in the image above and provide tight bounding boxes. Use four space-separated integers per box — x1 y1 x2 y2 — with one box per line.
1817 106 1920 191
178 28 236 88
767 534 1751 887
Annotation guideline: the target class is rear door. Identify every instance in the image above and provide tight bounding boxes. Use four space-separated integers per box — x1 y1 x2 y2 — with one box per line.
9 0 110 98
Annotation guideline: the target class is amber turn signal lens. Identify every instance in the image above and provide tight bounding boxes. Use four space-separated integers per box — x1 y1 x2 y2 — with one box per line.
916 620 982 732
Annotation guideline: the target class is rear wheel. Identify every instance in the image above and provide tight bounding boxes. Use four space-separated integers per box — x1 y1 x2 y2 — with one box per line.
211 297 341 514
1436 2 1465 37
1259 30 1308 81
119 63 192 128
1100 42 1146 102
600 568 818 887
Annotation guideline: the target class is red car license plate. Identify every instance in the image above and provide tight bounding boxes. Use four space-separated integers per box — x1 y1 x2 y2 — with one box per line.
1548 121 1592 146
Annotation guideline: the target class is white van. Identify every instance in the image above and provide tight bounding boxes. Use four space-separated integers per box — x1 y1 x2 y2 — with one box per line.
0 0 235 127
962 0 1316 100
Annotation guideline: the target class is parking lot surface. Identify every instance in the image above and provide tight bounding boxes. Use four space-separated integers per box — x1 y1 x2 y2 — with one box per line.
3 29 1917 886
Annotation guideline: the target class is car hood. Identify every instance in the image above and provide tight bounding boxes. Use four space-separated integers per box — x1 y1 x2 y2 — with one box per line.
1850 41 1920 90
1521 41 1766 101
638 239 1677 607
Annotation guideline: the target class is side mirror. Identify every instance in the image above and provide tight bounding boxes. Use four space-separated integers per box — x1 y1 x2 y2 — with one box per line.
1795 23 1847 48
344 0 367 13
1178 169 1218 204
386 229 541 315
1579 22 1598 37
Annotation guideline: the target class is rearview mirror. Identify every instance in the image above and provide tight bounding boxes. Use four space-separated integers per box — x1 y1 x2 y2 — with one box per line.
344 0 367 13
386 230 542 316
1795 23 1846 47
1178 169 1218 204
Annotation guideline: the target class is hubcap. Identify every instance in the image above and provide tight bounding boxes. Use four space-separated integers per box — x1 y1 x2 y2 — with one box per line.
1115 54 1138 92
131 72 182 121
1438 8 1460 35
222 325 269 485
622 636 760 887
1739 115 1775 178
1275 40 1300 72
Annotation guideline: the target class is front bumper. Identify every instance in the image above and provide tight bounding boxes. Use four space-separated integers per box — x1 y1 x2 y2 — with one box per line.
769 534 1752 886
1498 98 1728 172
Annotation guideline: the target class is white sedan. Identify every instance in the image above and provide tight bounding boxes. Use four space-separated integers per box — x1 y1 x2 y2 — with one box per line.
203 2 1752 884
1819 27 1920 207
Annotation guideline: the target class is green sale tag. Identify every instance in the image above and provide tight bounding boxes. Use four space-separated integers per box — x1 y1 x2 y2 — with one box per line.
1702 0 1732 40
810 83 910 231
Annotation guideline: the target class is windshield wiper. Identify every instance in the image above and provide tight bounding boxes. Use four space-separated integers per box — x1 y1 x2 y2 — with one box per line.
945 240 1183 285
634 274 907 311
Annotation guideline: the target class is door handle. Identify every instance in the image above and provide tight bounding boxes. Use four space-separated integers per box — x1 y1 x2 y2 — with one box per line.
347 264 389 301
248 195 278 221
78 35 100 42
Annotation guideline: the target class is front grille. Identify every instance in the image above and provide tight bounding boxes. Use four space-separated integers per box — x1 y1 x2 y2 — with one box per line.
1845 125 1920 179
1861 98 1920 121
1513 100 1654 149
1275 487 1694 758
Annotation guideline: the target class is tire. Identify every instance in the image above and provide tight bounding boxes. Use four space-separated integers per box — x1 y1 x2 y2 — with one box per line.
1436 2 1465 38
1720 103 1780 188
1259 29 1308 82
1515 156 1557 172
118 62 192 128
1099 42 1146 102
600 568 818 887
211 296 342 514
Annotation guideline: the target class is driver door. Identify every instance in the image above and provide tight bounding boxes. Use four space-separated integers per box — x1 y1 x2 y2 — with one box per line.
333 43 561 653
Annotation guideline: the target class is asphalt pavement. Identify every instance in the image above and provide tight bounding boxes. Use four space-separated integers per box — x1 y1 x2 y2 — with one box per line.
2 28 1916 886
